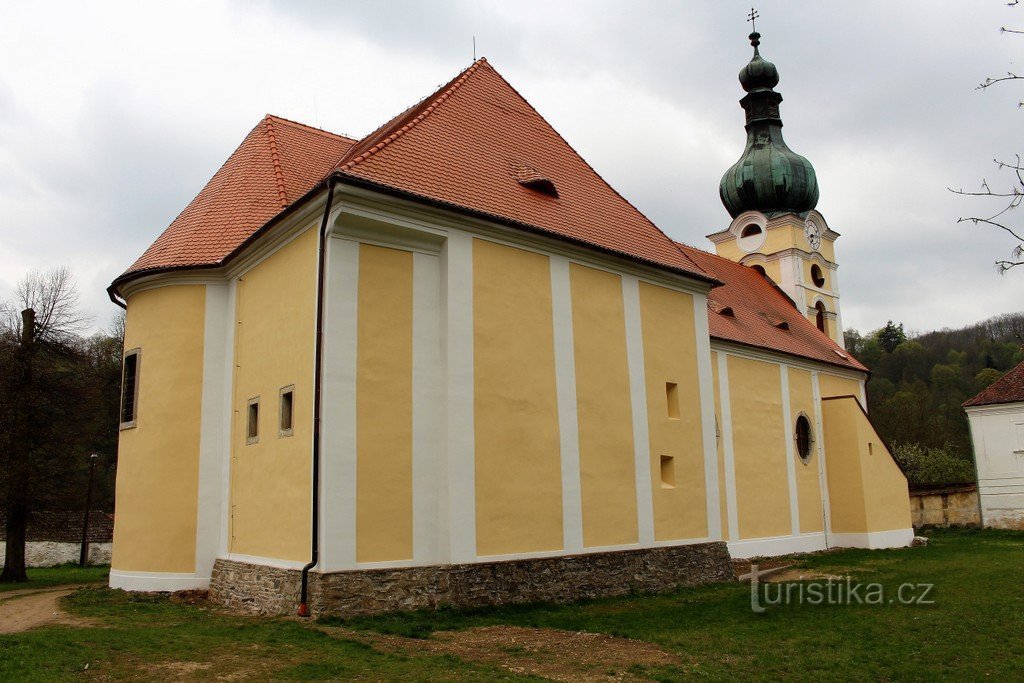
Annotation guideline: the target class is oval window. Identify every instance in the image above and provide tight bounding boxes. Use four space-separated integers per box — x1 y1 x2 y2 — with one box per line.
811 264 825 287
738 223 766 252
795 415 813 463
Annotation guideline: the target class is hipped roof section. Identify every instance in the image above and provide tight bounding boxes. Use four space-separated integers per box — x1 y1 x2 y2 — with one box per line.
115 58 711 286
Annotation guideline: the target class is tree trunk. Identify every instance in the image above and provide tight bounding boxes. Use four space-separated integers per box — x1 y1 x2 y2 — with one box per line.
1 502 28 582
1 309 34 583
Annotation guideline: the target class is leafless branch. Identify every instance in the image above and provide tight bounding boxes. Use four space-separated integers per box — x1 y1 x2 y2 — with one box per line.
3 267 92 346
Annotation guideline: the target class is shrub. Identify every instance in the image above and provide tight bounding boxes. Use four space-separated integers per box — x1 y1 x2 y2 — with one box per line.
892 442 976 485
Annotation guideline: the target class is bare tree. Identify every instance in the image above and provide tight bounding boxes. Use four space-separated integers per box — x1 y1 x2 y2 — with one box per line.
1 267 91 582
951 1 1024 272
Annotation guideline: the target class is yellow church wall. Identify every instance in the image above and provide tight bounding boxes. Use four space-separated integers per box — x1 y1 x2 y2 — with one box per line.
710 352 729 540
638 282 708 541
788 368 824 534
229 227 318 562
727 355 791 539
356 244 414 562
818 373 863 402
473 238 563 556
821 397 869 533
826 397 911 533
112 284 206 573
568 264 639 548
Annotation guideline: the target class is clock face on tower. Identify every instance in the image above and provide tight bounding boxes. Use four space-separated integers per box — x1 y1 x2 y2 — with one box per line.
804 220 822 251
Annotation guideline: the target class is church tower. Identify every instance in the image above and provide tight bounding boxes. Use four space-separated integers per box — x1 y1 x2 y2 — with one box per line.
706 29 844 347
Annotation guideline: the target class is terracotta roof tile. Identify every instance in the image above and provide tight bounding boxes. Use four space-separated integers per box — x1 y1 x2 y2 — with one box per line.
118 115 355 279
677 243 867 372
963 359 1024 407
333 59 711 281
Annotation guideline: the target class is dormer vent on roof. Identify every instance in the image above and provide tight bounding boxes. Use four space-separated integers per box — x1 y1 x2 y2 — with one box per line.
759 311 790 330
709 300 735 317
511 162 559 198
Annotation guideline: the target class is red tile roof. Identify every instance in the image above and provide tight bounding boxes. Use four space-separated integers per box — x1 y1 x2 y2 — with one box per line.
112 59 864 373
678 243 867 372
963 359 1024 407
332 59 710 281
119 115 355 278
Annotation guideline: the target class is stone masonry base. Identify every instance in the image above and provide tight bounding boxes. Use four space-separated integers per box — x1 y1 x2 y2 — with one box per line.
209 542 733 618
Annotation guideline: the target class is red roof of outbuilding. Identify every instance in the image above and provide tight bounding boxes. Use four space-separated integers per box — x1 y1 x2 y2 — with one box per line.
678 243 867 372
963 359 1024 407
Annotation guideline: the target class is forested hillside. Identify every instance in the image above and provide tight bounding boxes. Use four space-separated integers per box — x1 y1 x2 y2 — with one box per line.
845 313 1024 484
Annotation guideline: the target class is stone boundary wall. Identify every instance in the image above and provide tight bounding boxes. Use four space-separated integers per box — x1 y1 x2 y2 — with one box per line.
0 541 112 567
210 542 733 618
910 484 980 528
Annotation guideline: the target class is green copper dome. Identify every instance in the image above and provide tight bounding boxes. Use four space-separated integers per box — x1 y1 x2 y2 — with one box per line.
720 32 819 219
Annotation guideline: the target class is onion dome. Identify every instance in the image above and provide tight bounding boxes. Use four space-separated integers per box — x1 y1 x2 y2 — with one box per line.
720 32 819 219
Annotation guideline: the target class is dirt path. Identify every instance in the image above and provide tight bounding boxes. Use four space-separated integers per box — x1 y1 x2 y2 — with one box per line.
0 585 96 634
321 624 685 681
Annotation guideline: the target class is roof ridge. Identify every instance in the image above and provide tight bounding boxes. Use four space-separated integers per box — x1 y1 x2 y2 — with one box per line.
266 113 358 143
475 63 708 280
338 58 488 172
263 115 288 207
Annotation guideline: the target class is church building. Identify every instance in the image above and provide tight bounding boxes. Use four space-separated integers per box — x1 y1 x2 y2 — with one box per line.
108 31 912 616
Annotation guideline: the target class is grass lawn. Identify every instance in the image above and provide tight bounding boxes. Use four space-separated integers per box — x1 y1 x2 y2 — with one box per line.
1 528 1022 680
0 564 109 593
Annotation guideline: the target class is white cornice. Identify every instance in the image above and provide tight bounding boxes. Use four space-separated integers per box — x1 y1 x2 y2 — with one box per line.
965 401 1024 416
710 338 865 379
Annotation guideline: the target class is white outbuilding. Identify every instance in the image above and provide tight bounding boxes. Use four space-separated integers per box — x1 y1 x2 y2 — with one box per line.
964 359 1024 529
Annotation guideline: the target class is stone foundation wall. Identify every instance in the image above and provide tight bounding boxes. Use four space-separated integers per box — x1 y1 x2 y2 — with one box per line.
210 542 732 618
910 484 981 528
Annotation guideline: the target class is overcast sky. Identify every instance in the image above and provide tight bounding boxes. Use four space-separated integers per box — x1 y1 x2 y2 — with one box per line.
1 0 1021 336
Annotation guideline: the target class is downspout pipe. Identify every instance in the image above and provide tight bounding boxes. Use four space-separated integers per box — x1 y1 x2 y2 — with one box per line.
298 175 339 617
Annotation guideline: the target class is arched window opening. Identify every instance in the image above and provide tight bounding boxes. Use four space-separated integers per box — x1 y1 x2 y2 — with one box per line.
795 415 814 463
751 264 767 276
814 301 826 333
811 263 826 288
741 224 762 239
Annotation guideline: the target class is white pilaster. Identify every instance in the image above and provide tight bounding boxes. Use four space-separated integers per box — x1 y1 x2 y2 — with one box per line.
319 236 360 571
692 292 722 540
622 275 655 547
717 353 740 540
412 252 443 564
550 255 584 553
811 372 834 542
779 364 801 537
195 282 231 580
218 278 237 558
442 231 477 563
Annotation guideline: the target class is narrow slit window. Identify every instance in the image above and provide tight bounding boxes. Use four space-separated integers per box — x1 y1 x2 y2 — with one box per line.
815 301 827 333
279 386 294 437
247 398 260 445
120 349 140 428
666 382 679 420
660 455 676 489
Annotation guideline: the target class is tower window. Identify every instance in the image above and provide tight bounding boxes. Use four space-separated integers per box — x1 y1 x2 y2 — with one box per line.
811 264 826 287
815 301 826 333
751 264 767 276
247 397 260 445
740 224 762 239
279 386 294 437
795 415 814 463
120 349 141 429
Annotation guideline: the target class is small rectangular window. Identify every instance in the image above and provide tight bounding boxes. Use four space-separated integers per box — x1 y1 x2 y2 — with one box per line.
119 349 141 429
279 386 294 437
247 398 260 445
660 455 675 489
666 382 679 420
